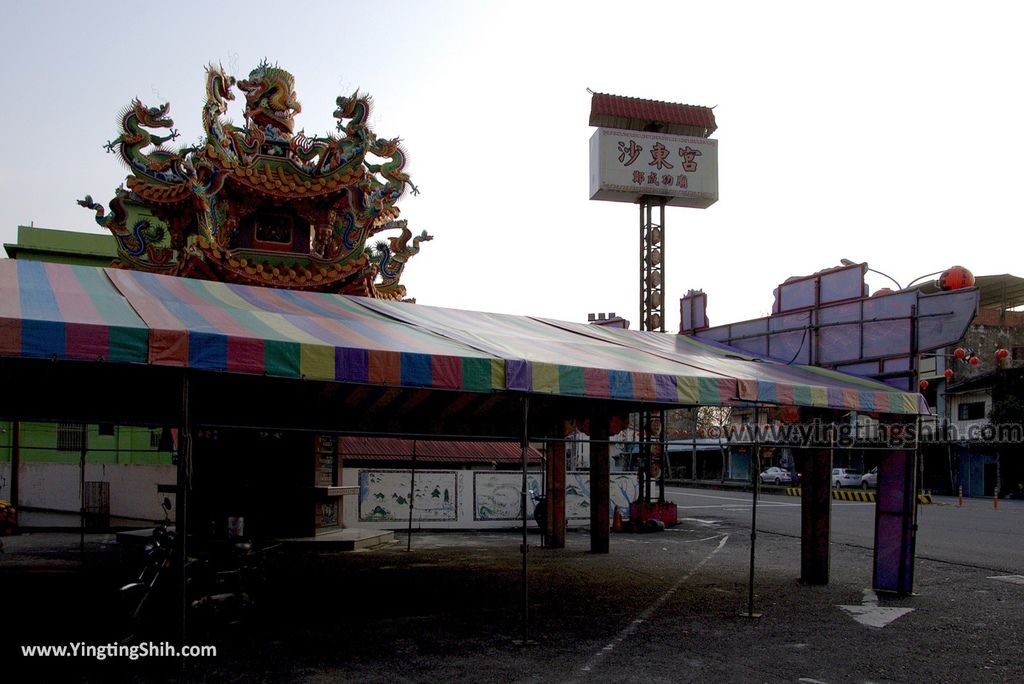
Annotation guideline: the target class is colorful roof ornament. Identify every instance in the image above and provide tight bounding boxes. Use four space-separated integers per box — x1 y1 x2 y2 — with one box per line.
79 61 430 300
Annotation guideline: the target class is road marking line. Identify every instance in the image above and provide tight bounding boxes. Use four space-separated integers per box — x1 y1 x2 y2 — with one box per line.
623 535 726 545
577 535 729 677
670 503 797 509
988 575 1024 585
666 491 758 503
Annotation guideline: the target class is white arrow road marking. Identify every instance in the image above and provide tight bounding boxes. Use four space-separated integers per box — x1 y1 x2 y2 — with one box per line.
989 575 1024 585
838 588 914 628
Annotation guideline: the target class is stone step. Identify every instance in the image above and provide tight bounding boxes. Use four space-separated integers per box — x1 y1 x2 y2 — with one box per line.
277 528 395 551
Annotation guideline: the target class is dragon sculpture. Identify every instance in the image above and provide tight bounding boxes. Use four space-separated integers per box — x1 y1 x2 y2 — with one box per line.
374 222 433 300
80 61 430 299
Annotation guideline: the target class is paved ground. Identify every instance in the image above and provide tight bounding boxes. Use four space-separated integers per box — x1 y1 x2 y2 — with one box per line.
2 501 1022 683
666 486 1024 572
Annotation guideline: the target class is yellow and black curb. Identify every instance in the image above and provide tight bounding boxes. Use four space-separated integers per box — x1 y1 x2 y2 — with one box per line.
784 488 933 504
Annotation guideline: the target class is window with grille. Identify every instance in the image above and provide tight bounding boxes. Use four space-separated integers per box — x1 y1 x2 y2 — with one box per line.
57 423 87 452
150 430 161 448
957 402 986 421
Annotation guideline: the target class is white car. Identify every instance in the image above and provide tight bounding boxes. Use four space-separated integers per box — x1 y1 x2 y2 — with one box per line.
832 468 862 489
860 467 878 490
759 467 794 485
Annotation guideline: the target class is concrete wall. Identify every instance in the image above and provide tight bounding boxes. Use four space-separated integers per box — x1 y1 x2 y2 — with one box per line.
949 389 990 434
342 468 639 530
14 463 175 524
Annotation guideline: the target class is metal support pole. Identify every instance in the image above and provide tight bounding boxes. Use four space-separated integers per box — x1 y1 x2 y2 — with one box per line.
639 201 645 337
79 422 87 554
177 373 192 647
744 406 762 618
590 414 611 554
517 396 532 646
406 439 417 552
638 196 666 506
658 408 667 504
10 420 19 512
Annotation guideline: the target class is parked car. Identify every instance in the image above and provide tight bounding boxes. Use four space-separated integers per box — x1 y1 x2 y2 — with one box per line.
860 467 878 490
832 468 862 488
759 467 794 485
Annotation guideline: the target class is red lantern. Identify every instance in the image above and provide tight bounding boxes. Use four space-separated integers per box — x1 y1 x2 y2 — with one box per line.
954 348 966 359
996 348 1010 361
970 356 980 366
872 287 895 297
919 380 929 390
944 368 954 380
939 265 975 291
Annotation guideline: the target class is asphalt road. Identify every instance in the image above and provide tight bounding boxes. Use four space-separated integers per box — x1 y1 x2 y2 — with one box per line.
663 486 1024 574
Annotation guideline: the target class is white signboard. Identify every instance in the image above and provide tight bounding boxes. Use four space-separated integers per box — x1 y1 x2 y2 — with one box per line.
589 127 718 208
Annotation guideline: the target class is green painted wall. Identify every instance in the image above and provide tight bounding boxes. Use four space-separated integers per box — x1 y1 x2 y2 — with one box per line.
1 228 173 468
0 421 172 465
3 225 117 267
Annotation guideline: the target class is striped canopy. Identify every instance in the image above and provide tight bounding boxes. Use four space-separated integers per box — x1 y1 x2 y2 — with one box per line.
0 260 928 415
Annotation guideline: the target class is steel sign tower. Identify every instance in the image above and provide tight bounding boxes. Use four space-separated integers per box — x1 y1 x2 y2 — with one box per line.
589 92 718 510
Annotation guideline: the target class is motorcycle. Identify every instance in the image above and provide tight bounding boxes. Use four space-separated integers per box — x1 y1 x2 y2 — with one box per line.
118 521 177 644
185 537 278 633
118 500 276 643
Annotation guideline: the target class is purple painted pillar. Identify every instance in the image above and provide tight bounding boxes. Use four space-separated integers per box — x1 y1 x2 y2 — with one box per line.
873 449 917 595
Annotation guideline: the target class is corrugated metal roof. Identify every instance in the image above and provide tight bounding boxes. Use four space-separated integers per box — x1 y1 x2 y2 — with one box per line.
917 274 1024 310
341 437 542 464
945 367 1024 395
589 93 717 137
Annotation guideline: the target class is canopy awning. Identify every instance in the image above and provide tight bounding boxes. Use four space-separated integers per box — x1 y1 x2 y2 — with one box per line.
0 260 929 415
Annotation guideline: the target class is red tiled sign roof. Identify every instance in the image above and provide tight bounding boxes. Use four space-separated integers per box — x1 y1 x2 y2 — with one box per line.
341 437 543 464
590 92 717 137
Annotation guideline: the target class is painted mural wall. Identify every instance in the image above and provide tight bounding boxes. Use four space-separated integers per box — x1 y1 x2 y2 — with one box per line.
343 468 639 530
473 471 542 521
357 470 459 522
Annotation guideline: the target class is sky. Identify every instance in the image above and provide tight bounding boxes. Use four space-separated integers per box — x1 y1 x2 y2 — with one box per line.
1 1 1021 330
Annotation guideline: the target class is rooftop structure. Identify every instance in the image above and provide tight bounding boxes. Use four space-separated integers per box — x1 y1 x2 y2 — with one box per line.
78 61 429 299
3 225 117 267
589 92 717 137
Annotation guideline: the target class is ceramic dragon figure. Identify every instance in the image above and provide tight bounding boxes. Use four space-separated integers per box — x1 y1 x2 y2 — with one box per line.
81 61 429 297
77 192 175 270
374 221 433 301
